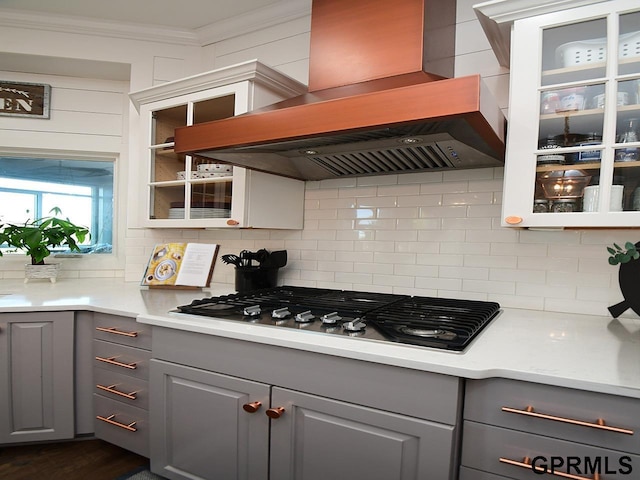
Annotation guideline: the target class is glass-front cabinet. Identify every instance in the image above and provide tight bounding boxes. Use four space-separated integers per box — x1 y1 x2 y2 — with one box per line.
502 0 640 227
129 60 307 229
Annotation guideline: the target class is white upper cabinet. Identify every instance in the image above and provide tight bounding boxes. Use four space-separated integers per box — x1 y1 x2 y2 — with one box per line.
477 0 640 227
129 60 307 229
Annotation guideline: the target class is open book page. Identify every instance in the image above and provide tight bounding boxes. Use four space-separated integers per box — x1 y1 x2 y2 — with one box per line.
175 243 219 286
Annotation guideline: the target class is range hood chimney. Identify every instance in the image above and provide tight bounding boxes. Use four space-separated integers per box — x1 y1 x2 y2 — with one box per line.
174 0 506 181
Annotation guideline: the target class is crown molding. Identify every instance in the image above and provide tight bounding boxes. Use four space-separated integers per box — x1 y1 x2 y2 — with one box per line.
0 2 310 47
129 59 306 111
195 1 311 46
473 0 609 67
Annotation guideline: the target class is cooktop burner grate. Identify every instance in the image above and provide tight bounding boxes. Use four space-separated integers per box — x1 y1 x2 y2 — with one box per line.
178 286 407 318
365 296 500 351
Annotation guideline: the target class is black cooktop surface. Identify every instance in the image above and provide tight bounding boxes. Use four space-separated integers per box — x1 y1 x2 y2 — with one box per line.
175 286 500 351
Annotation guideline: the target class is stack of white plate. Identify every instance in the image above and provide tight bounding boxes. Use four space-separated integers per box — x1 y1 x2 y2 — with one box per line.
168 207 231 219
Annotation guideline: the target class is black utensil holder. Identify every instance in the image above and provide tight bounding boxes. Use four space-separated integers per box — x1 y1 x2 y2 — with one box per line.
235 267 279 293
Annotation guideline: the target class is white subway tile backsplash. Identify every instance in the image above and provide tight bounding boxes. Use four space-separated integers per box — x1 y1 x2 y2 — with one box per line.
396 218 441 230
491 268 547 284
377 184 421 196
417 253 463 266
354 241 395 253
440 266 489 280
335 272 373 284
372 274 415 288
442 217 493 230
373 252 417 264
337 229 375 241
356 175 399 186
420 181 469 194
517 256 578 272
375 230 418 242
442 192 494 205
354 219 396 230
393 264 439 277
357 196 398 208
354 262 394 275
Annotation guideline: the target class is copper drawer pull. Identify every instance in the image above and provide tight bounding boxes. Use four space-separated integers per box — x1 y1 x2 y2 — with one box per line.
95 356 137 370
95 326 138 337
500 456 601 480
502 406 633 435
96 414 137 432
96 383 138 400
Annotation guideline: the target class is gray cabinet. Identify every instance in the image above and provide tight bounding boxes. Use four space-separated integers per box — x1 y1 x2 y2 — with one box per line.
149 327 462 480
0 311 75 443
93 313 152 456
150 360 270 480
460 378 640 479
269 387 454 480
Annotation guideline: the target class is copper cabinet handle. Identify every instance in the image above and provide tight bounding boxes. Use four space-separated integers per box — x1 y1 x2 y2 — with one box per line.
96 414 137 432
502 406 634 435
505 216 523 225
242 401 262 413
95 355 137 370
95 326 138 337
96 383 138 400
266 407 285 419
500 456 601 480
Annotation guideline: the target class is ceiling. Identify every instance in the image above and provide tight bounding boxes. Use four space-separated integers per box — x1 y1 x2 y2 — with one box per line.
0 0 298 30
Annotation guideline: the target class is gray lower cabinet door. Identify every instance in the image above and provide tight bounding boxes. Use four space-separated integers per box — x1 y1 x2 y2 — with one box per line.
149 359 270 480
0 311 75 443
269 387 456 480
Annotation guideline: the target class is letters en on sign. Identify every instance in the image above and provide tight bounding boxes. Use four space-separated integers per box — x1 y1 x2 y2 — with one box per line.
0 81 51 119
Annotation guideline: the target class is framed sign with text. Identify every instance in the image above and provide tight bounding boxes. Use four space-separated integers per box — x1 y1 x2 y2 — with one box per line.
0 81 51 119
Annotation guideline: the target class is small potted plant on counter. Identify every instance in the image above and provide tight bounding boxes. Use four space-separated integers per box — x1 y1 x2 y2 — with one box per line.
607 241 640 318
0 207 90 283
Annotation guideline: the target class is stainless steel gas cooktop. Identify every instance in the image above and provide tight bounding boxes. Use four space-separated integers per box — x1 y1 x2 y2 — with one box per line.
175 286 500 352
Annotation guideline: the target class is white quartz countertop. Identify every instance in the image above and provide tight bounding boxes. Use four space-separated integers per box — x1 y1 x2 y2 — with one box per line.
1 278 639 399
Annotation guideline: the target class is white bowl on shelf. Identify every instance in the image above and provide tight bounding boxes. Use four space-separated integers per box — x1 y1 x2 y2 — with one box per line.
197 163 233 174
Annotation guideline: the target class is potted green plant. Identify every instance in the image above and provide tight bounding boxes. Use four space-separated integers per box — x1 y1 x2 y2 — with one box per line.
0 207 90 283
607 241 640 318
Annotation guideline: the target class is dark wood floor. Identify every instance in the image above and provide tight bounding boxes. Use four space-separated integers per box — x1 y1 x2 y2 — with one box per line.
0 438 149 480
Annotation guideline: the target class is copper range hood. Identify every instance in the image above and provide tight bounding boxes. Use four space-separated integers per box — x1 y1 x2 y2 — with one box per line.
174 0 506 181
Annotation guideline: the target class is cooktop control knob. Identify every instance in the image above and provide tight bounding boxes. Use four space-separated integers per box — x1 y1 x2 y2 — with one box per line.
343 318 366 332
321 312 342 325
243 305 261 317
272 307 291 319
295 310 315 323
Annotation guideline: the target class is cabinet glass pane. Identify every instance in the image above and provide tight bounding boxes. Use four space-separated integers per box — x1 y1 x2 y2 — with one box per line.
152 105 187 145
541 19 607 87
188 157 233 219
190 181 232 219
151 148 185 182
613 11 640 212
149 184 185 220
618 11 640 76
193 94 235 124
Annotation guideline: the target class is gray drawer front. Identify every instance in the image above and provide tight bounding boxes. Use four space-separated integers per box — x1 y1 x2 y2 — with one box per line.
465 378 640 453
94 394 149 458
461 421 639 479
459 466 514 480
94 368 149 410
94 313 151 350
94 340 151 381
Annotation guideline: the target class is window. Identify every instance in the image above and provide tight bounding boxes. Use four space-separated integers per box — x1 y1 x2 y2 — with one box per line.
0 157 114 255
